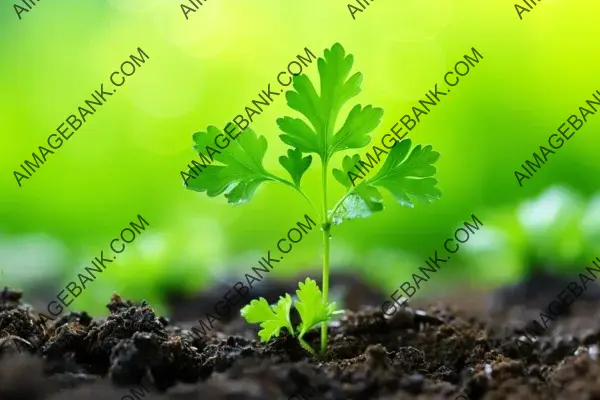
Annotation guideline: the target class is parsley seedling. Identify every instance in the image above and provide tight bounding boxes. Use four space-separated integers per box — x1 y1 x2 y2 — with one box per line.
186 43 442 356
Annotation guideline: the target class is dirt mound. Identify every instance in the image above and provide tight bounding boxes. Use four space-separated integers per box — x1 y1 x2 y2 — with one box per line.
2 271 600 399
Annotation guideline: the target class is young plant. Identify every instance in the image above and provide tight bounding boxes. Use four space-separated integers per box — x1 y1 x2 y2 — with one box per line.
462 185 591 281
240 278 335 356
185 43 442 356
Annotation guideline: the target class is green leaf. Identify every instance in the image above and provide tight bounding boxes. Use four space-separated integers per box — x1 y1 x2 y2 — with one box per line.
331 154 384 222
331 105 384 153
185 125 275 205
240 295 294 342
295 278 336 337
332 153 361 190
278 43 380 161
277 117 320 154
373 139 441 206
279 148 312 188
331 139 441 225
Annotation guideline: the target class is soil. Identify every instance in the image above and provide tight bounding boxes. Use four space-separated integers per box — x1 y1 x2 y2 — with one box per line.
2 270 600 400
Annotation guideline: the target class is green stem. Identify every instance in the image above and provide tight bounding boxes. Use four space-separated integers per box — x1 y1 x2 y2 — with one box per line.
267 174 319 215
320 161 331 355
297 190 319 216
298 335 318 357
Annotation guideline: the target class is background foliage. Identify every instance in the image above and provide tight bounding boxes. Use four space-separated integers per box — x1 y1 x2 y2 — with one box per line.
1 0 599 315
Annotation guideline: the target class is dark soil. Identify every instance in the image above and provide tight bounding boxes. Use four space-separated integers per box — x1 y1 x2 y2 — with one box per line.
3 270 600 400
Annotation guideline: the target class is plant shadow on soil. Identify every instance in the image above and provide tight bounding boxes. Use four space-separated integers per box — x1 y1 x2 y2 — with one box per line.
3 269 600 399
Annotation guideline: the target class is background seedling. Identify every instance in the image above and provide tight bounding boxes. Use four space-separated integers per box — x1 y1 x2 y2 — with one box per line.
460 185 600 284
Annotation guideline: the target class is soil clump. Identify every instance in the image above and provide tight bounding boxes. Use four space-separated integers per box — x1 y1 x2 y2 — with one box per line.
2 270 600 399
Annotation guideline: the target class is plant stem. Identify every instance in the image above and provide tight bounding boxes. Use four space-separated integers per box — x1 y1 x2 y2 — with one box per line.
298 335 318 358
267 173 319 215
296 189 319 216
320 160 331 355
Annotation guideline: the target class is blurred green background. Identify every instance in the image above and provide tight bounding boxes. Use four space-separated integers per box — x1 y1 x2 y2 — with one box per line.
1 0 599 316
